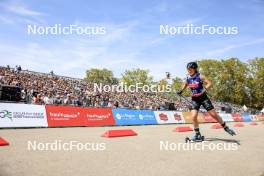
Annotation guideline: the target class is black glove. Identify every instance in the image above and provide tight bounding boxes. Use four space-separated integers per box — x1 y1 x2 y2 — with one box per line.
176 90 183 95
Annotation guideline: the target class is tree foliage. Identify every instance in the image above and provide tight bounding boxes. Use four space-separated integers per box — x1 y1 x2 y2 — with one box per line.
85 68 118 84
121 68 153 85
198 58 263 109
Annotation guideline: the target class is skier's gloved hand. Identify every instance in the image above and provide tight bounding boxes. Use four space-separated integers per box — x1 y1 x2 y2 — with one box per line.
176 90 183 95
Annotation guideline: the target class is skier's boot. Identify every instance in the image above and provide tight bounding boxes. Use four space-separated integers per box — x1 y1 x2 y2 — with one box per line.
222 122 236 136
193 133 204 141
224 126 236 136
192 128 204 141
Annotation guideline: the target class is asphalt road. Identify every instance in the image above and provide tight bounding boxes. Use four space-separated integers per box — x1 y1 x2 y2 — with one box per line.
1 122 264 176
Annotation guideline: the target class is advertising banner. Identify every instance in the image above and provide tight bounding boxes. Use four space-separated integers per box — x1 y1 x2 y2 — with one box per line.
231 113 244 122
241 113 252 122
219 113 234 122
182 112 205 123
112 109 157 125
203 112 217 123
0 103 47 128
46 105 85 127
250 115 258 121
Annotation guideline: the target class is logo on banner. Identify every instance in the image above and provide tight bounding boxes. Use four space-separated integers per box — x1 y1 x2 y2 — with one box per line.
173 113 182 121
49 112 80 119
113 109 157 125
116 113 122 120
139 113 154 120
83 108 115 126
86 113 112 119
0 110 12 121
0 110 45 120
139 114 144 120
159 113 168 121
0 103 48 128
115 113 136 120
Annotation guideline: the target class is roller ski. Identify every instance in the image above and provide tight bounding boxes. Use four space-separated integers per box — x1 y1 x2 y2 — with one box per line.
223 126 236 136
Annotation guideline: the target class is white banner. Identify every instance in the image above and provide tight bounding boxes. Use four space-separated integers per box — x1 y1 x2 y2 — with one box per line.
250 115 258 121
154 111 185 124
0 103 48 128
219 113 234 122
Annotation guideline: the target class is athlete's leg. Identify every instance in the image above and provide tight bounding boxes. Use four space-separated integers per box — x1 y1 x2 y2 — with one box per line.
203 95 236 135
190 97 203 140
207 108 236 135
207 109 224 124
191 109 199 128
191 109 203 140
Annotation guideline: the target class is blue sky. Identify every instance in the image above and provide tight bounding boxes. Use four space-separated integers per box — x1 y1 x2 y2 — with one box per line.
0 0 264 80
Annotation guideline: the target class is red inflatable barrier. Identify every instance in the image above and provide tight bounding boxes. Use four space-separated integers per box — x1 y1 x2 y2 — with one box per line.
0 137 9 146
249 122 258 126
101 129 137 138
173 126 193 132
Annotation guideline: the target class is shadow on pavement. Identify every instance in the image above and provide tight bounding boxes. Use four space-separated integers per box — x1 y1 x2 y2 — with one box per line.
204 138 241 145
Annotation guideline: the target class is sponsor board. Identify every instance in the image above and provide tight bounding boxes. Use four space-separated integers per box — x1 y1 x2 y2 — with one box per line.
46 105 85 127
219 113 234 122
182 112 205 123
203 112 217 123
112 109 157 125
231 113 244 122
241 113 252 122
250 115 258 121
0 103 47 128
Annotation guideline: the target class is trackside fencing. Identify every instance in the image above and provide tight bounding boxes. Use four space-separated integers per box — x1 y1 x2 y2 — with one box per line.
0 103 263 128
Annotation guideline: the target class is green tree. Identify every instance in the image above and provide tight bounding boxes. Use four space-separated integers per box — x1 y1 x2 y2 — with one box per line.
247 58 264 109
198 58 248 105
121 68 153 85
85 68 118 84
220 58 248 105
198 59 223 100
